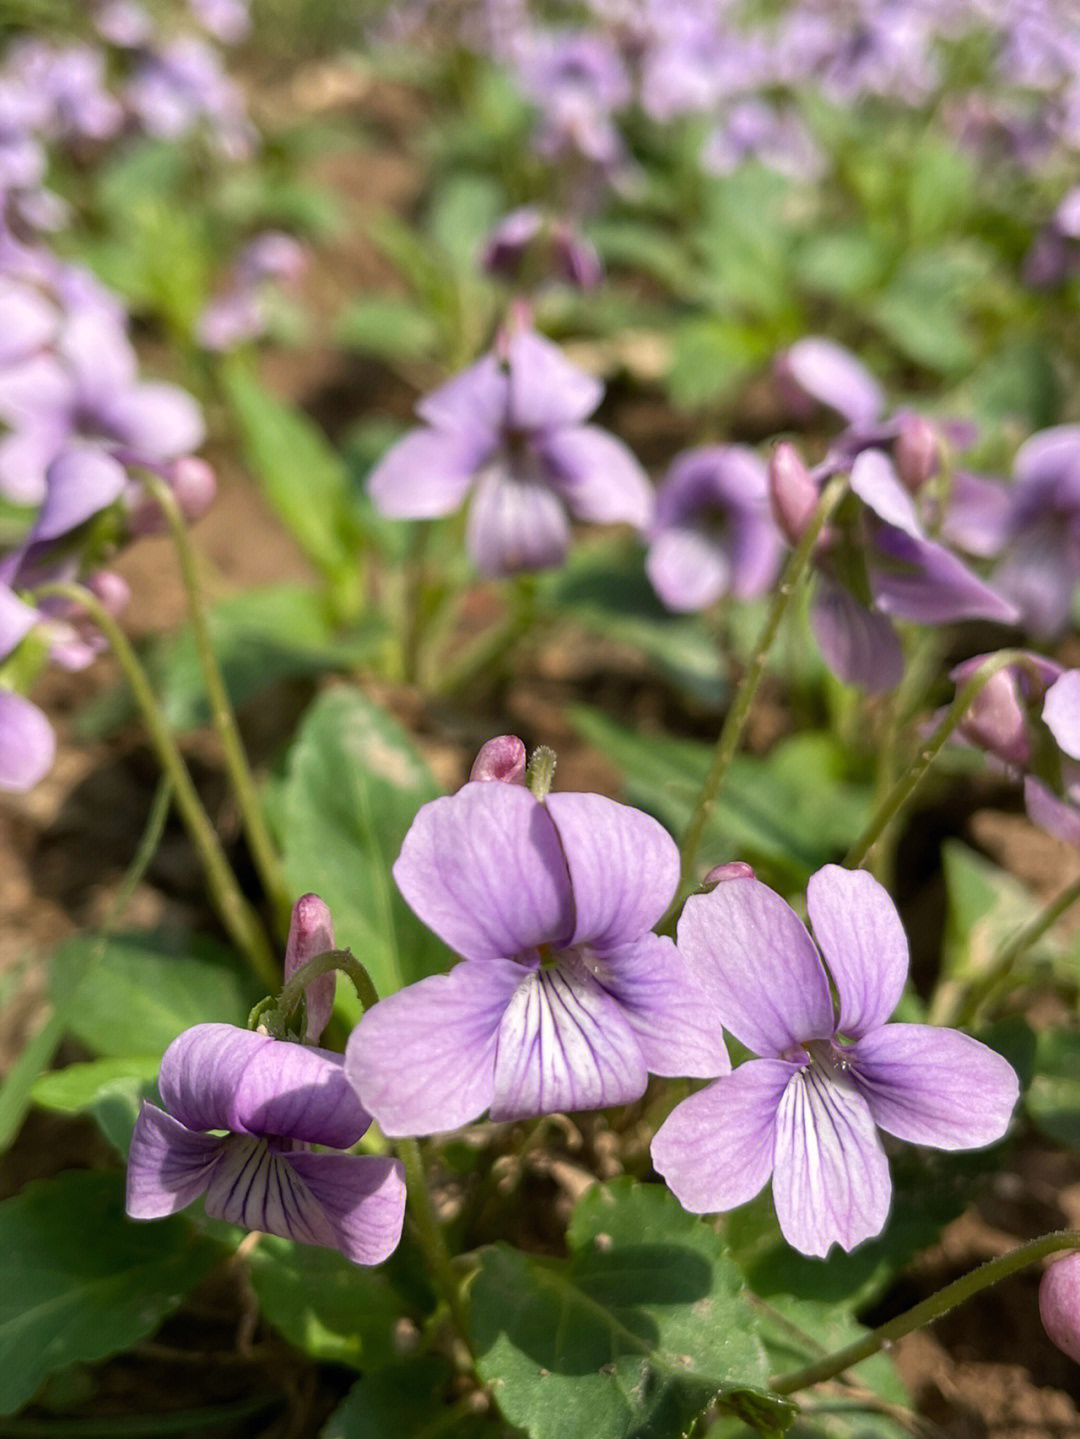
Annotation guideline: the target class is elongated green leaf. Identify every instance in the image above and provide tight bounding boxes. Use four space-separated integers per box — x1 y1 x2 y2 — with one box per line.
0 1172 220 1415
470 1180 792 1439
569 708 872 885
221 359 354 582
49 931 260 1060
248 1236 406 1370
335 296 439 361
280 688 448 1001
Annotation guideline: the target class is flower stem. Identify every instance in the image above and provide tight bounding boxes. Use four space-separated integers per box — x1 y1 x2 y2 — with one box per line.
950 870 1080 1027
769 1229 1080 1395
430 575 539 699
32 582 278 987
843 648 1034 870
675 471 849 898
395 1136 474 1356
138 470 290 931
276 948 380 1018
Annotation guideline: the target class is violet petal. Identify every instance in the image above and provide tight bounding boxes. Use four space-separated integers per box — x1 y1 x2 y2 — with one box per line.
0 690 55 791
125 1103 223 1218
806 866 909 1038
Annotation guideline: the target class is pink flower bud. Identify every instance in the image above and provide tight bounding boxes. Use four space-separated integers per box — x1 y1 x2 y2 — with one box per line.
285 893 336 1044
1040 1254 1080 1363
167 456 217 523
470 735 527 785
769 442 818 545
87 569 131 616
894 415 939 493
703 861 756 885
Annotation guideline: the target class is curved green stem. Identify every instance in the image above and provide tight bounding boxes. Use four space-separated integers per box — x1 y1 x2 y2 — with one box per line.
32 582 277 987
770 1229 1080 1395
138 470 290 930
430 575 539 699
395 1137 474 1357
676 471 849 899
276 948 380 1018
951 869 1080 1027
843 648 1035 870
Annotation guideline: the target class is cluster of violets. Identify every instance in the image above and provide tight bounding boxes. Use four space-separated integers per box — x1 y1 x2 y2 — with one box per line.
384 0 1080 223
368 317 1080 848
126 736 1020 1264
0 1 253 234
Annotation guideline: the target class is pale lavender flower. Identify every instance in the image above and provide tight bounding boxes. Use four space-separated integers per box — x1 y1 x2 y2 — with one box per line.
652 866 1019 1258
126 1023 406 1263
197 231 306 352
995 425 1080 638
188 0 251 45
703 101 824 183
646 445 782 613
776 337 885 431
285 893 337 1046
1040 1254 1080 1364
367 328 652 576
512 30 630 173
0 689 55 792
482 207 602 290
346 772 728 1136
125 37 254 157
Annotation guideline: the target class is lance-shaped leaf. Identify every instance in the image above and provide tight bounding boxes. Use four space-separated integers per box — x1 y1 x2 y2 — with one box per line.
469 1179 794 1439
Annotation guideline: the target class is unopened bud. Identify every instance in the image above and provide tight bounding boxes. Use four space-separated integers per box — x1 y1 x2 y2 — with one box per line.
1040 1254 1080 1364
87 570 131 616
894 415 939 493
167 456 217 523
285 893 336 1044
470 735 527 785
768 443 819 545
702 861 756 886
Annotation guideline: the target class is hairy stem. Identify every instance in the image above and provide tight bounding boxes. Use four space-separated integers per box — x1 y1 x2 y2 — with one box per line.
395 1137 474 1357
770 1229 1080 1394
275 948 380 1018
32 582 277 986
139 469 289 930
675 471 849 900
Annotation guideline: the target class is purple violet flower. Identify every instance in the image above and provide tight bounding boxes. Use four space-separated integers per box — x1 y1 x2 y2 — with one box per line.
346 770 728 1136
652 866 1019 1257
646 445 782 612
0 689 55 792
126 1024 406 1263
995 425 1080 638
482 207 602 291
367 328 652 576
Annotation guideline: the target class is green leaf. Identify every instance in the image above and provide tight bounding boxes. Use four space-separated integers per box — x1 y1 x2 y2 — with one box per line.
1028 1030 1080 1152
322 1358 499 1439
49 930 259 1060
32 1058 161 1156
427 172 504 271
335 296 439 361
78 585 389 738
794 227 894 302
248 1236 406 1370
280 687 448 1002
569 708 872 885
221 359 354 583
666 317 773 410
470 1180 792 1439
0 1171 220 1415
961 340 1060 431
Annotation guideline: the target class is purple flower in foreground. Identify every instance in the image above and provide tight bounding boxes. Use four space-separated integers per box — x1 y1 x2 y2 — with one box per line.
367 328 652 576
652 866 1019 1257
1040 1254 1080 1363
646 445 782 613
126 1024 406 1263
346 771 728 1136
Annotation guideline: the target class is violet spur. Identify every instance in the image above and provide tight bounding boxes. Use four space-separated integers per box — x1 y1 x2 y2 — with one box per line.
652 866 1019 1258
346 772 728 1135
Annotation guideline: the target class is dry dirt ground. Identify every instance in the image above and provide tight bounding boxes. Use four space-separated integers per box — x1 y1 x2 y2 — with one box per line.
5 59 1080 1439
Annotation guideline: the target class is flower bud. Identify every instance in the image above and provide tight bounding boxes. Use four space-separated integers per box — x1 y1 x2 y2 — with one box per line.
167 456 217 523
470 735 527 785
703 861 756 885
1040 1254 1080 1364
768 442 818 545
285 893 336 1044
894 415 939 493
